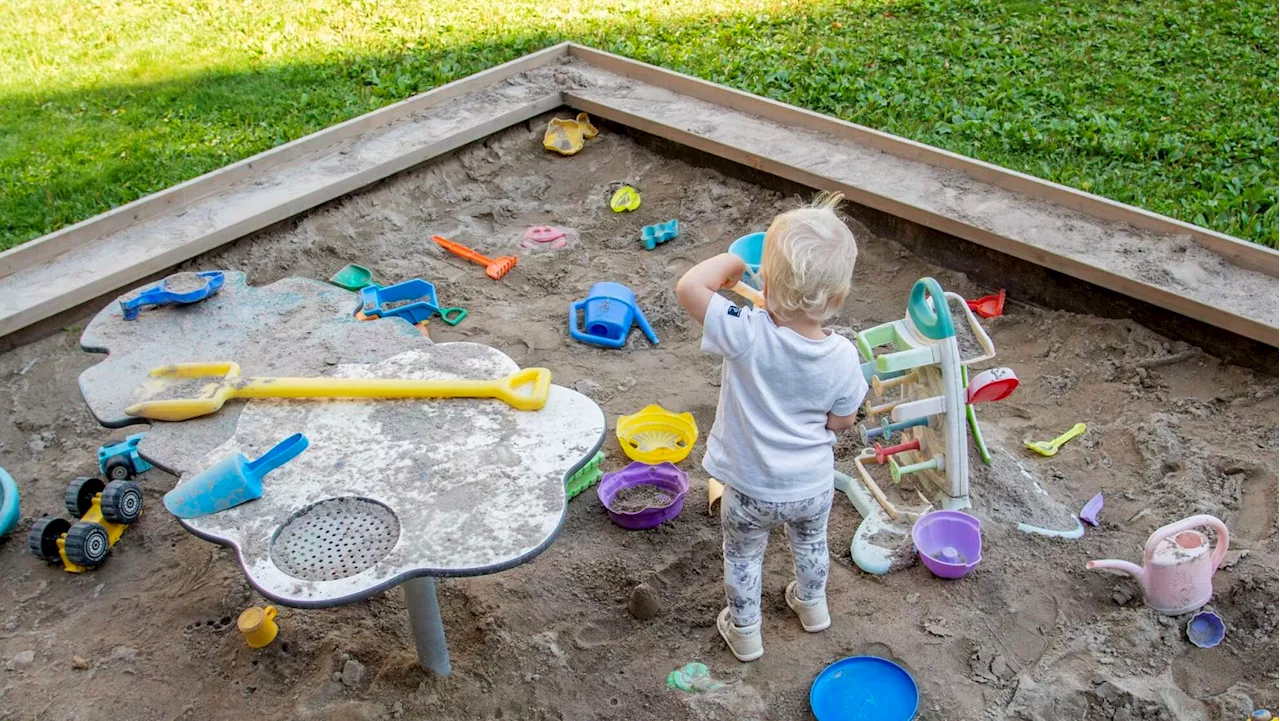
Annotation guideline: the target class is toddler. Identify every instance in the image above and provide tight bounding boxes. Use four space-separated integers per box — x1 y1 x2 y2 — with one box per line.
675 192 866 662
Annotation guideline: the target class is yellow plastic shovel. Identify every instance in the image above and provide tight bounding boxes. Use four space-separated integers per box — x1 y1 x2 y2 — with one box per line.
1024 422 1087 457
126 362 552 421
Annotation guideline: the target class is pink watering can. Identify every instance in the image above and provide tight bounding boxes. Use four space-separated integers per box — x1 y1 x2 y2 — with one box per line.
1087 514 1229 616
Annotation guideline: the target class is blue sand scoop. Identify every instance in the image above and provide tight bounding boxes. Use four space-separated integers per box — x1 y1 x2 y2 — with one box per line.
163 433 308 519
359 279 467 326
119 271 225 320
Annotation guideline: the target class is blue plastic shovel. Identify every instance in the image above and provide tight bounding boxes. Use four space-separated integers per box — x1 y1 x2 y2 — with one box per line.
163 433 308 519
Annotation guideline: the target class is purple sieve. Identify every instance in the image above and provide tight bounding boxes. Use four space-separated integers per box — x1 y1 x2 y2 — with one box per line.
597 461 688 530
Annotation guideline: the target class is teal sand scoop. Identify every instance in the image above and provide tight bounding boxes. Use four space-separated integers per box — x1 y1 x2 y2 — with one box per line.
164 433 309 519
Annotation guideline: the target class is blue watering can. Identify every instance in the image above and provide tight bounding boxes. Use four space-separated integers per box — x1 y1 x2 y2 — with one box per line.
163 433 309 519
569 282 659 349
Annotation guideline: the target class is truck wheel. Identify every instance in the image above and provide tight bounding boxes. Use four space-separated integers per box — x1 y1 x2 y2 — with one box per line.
101 481 143 524
27 517 71 562
64 477 106 518
105 455 134 481
64 522 110 567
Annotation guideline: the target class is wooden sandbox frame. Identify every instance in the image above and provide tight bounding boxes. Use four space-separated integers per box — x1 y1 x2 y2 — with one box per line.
1 43 1275 366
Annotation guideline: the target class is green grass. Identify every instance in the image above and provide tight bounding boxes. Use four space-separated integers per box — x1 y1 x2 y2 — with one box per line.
1 0 1276 250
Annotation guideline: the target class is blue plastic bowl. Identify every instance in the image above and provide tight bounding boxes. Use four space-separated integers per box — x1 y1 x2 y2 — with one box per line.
1186 610 1225 648
0 467 19 537
728 232 766 289
810 656 919 721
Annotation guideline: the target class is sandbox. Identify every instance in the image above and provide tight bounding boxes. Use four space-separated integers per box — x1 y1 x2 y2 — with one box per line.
0 47 1276 721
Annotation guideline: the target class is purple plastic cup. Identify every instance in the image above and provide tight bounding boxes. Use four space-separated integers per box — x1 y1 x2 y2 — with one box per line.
912 510 982 579
597 461 688 530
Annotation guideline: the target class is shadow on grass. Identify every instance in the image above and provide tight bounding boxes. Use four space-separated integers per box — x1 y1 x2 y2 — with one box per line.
1 0 1276 250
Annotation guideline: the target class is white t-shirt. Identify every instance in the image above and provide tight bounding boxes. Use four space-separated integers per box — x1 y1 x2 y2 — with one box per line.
700 293 868 503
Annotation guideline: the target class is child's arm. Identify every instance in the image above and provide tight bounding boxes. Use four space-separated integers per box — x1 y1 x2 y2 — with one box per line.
826 411 858 432
676 253 747 325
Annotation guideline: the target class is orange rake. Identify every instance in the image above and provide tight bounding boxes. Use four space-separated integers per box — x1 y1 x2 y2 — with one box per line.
432 235 516 280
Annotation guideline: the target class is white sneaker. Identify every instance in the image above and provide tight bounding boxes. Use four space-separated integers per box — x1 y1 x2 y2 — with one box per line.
785 581 831 632
716 607 763 662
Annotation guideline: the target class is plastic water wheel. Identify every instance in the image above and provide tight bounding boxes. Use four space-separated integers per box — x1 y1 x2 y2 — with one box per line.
63 521 110 567
105 455 134 481
616 405 698 464
28 517 71 562
100 481 143 524
64 477 105 518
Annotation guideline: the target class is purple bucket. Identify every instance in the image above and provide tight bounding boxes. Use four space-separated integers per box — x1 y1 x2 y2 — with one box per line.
597 461 688 530
912 510 982 579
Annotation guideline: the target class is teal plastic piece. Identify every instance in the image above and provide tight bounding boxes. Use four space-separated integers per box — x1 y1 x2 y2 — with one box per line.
907 277 955 340
163 433 308 519
98 432 153 479
640 220 679 250
667 662 723 692
861 416 929 445
728 232 766 289
330 264 375 291
861 362 905 385
566 451 605 500
0 467 18 537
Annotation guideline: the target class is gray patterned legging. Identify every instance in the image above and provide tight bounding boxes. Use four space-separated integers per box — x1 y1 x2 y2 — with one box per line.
721 484 834 627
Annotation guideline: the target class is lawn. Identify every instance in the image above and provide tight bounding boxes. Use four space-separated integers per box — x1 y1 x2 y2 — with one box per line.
1 0 1276 251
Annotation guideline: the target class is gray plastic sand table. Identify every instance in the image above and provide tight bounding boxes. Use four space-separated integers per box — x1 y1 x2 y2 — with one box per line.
78 272 605 674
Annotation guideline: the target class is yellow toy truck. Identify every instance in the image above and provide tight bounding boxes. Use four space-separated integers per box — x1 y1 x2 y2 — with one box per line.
28 477 142 572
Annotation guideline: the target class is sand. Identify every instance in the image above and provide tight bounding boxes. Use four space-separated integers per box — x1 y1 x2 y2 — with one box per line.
0 113 1275 721
164 272 209 294
948 295 984 360
381 298 425 311
610 485 676 514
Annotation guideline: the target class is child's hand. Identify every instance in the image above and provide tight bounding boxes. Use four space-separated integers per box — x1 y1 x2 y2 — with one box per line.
676 253 748 324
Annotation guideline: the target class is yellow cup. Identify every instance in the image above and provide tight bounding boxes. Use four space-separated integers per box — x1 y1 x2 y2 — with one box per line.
238 605 278 648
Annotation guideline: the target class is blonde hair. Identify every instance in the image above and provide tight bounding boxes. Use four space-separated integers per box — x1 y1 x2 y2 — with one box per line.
760 191 858 321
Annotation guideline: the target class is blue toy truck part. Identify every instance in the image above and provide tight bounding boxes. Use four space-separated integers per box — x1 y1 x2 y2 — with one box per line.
640 220 679 250
98 433 153 481
0 467 18 537
119 271 225 320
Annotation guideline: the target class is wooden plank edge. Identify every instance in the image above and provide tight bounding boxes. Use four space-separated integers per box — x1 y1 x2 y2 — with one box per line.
0 43 573 278
568 93 1279 349
565 44 1278 276
0 95 563 339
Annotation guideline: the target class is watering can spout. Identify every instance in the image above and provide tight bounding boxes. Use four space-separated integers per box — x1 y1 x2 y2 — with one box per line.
1086 558 1144 582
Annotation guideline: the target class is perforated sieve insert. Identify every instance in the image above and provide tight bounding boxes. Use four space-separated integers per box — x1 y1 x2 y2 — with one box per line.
270 497 400 581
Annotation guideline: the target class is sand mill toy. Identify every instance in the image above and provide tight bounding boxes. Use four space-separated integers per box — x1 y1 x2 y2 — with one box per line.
839 277 1018 575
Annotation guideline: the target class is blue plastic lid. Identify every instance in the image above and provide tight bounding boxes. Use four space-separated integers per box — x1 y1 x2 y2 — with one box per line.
810 656 919 721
